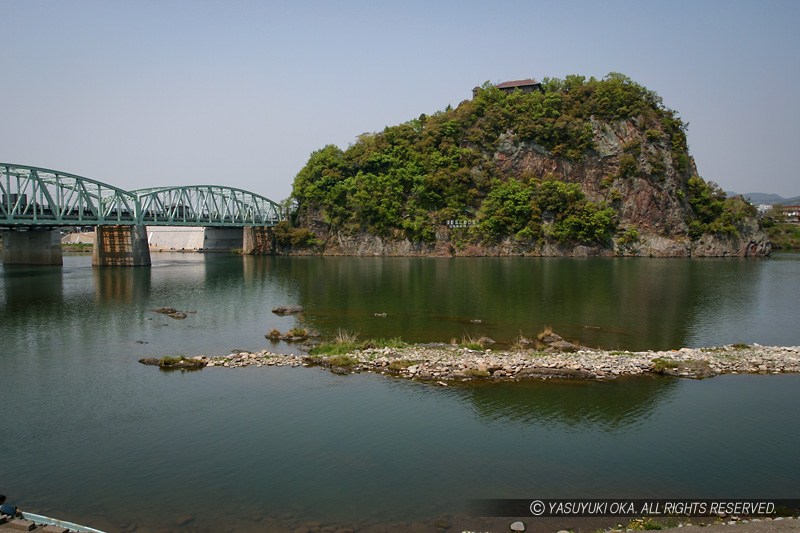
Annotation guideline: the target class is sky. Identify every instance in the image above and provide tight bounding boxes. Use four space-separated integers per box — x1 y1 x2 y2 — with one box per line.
2 0 799 200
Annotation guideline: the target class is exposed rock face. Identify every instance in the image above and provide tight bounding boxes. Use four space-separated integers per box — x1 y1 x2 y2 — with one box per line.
634 234 691 257
297 223 768 258
691 217 771 257
487 119 769 257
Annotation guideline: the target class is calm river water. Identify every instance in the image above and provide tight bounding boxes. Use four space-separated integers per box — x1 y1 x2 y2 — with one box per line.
2 253 799 531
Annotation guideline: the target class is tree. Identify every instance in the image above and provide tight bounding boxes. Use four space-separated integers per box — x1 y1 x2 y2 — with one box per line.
475 179 537 241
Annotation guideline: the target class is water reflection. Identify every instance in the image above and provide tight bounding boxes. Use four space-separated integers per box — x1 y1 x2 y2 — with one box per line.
279 256 787 350
460 376 679 430
3 254 798 356
682 258 776 346
92 265 151 303
1 263 64 310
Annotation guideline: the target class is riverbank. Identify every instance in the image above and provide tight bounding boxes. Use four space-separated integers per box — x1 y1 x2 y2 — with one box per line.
653 516 800 533
141 342 800 382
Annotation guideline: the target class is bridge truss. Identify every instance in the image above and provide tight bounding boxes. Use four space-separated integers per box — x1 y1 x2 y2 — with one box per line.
0 163 284 228
1 163 138 226
133 186 282 227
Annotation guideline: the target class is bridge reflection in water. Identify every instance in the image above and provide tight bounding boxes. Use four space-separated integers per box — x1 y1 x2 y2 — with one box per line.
0 163 285 266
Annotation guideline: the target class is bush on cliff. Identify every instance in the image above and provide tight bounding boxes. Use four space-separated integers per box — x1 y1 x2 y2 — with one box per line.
473 178 616 245
272 220 322 247
686 177 757 238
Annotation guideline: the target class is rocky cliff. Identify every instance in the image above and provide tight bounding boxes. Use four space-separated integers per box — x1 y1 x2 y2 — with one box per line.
284 74 769 257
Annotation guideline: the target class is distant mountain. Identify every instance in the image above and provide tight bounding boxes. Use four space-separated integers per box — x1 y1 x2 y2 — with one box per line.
727 192 800 205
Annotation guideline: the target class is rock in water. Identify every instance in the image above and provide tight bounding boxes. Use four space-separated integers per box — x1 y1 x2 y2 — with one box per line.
174 515 194 526
272 305 304 315
153 307 188 319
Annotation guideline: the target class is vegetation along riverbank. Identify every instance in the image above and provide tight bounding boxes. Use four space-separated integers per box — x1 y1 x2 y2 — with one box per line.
140 330 800 382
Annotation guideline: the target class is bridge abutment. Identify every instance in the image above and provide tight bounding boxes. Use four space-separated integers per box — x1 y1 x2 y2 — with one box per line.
93 225 152 267
243 226 275 254
0 228 63 265
145 227 244 252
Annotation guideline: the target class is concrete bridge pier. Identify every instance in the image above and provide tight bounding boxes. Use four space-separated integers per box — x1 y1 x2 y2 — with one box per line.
93 225 152 267
145 227 244 252
0 228 63 265
203 227 244 251
243 226 275 254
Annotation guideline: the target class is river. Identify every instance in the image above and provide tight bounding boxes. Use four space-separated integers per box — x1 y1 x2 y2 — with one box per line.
2 253 799 531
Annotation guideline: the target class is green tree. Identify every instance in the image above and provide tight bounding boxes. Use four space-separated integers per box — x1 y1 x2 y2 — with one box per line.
475 179 538 241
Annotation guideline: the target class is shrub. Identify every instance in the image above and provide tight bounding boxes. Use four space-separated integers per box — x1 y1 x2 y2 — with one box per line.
309 331 408 355
607 188 623 204
536 325 554 340
272 221 322 247
334 329 359 344
388 359 418 371
687 176 724 224
460 333 486 350
617 226 640 246
309 341 359 356
551 202 617 245
514 226 539 243
327 354 359 368
159 356 183 367
617 153 638 178
686 177 758 239
651 357 679 372
766 222 800 249
157 356 205 370
622 138 642 158
287 327 308 338
361 337 406 350
645 129 664 141
475 178 536 242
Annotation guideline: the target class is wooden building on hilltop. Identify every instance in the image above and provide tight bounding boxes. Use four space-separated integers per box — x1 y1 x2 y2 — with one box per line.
473 78 542 99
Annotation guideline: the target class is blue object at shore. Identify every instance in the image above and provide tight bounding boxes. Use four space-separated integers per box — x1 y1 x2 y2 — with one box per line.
0 504 15 516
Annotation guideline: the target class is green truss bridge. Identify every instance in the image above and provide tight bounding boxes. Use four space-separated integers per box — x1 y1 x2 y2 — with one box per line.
0 163 286 266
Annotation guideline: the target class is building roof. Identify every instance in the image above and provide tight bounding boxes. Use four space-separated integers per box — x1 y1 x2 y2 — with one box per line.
496 78 540 89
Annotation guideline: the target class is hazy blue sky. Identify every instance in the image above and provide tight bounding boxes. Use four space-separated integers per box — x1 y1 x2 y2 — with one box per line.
2 0 798 199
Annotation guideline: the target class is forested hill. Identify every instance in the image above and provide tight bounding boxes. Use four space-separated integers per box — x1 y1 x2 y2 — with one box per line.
282 73 769 257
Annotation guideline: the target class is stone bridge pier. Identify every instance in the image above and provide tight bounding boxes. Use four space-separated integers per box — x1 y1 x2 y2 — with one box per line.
242 226 275 254
93 225 152 267
0 228 63 265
